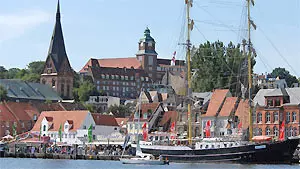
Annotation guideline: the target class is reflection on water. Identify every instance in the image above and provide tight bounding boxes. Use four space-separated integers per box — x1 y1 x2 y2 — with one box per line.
0 158 299 169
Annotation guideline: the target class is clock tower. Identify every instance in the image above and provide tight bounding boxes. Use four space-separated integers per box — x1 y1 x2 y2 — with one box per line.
136 27 158 82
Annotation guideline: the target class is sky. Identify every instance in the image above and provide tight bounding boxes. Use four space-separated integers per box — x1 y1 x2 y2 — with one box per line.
0 0 299 77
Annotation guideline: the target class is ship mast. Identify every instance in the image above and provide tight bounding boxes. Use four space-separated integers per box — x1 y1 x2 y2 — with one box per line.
185 0 193 145
247 0 256 140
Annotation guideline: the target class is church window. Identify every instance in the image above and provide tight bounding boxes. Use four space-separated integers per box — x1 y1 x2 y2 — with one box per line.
52 79 56 87
43 125 46 131
61 84 65 96
66 85 70 98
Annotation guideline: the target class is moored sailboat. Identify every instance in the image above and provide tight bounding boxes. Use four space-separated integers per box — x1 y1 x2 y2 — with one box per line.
132 0 300 163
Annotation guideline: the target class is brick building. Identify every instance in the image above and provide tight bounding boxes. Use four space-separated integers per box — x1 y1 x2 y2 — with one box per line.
80 28 185 99
253 88 300 139
40 1 74 99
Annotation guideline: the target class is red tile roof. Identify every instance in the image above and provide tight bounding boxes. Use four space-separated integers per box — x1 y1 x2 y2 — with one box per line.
80 57 142 72
4 102 33 121
128 103 162 122
0 102 17 121
218 97 238 117
32 111 89 132
92 114 119 126
159 111 178 126
115 118 129 127
205 89 230 117
235 99 249 129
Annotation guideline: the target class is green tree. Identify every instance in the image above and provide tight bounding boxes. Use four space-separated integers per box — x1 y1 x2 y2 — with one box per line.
0 66 8 79
7 68 21 79
270 67 298 87
191 41 255 95
75 81 99 102
0 85 8 101
108 104 132 117
27 61 45 74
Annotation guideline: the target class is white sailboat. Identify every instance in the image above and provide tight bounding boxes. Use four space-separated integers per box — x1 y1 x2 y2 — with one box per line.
120 89 169 165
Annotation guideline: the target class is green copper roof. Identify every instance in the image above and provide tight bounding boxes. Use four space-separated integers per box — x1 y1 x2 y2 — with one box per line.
139 27 155 42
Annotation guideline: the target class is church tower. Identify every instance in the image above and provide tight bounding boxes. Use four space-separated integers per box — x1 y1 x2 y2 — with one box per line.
40 0 74 99
136 27 158 82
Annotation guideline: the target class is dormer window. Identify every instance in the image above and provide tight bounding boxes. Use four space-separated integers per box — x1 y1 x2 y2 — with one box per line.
267 99 273 107
275 99 280 106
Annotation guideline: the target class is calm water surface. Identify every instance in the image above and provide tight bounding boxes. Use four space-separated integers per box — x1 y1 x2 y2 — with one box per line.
0 158 299 169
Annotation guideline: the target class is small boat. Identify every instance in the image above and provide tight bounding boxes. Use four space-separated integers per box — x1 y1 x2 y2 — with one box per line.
120 153 169 165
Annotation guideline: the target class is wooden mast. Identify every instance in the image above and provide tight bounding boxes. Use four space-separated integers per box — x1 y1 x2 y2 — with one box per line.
185 0 193 145
247 0 256 140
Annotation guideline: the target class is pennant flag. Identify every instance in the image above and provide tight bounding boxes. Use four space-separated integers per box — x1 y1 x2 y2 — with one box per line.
88 124 93 143
250 20 257 30
58 124 62 142
12 122 17 137
205 120 211 138
279 121 285 141
251 0 255 6
39 125 42 141
142 122 148 141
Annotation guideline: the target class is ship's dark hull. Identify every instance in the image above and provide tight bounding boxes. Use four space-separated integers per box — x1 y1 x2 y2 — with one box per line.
136 138 299 163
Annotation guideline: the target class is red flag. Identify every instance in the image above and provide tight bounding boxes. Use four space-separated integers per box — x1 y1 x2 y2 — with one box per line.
170 122 175 132
170 122 176 139
279 121 285 141
205 120 211 138
238 121 242 133
142 122 148 141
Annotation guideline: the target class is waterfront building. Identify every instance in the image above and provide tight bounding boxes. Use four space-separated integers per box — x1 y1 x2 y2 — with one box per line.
253 88 300 138
86 96 120 113
80 28 185 100
32 111 95 144
40 1 74 99
126 103 165 137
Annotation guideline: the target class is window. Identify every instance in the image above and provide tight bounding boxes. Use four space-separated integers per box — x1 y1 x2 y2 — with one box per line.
275 99 280 106
258 128 262 135
143 113 148 119
83 125 87 129
148 56 153 65
257 112 262 123
252 112 256 124
292 112 297 122
292 127 297 136
286 112 290 123
134 112 139 119
61 84 64 95
141 77 144 81
265 127 271 136
121 76 124 80
180 114 183 122
280 112 283 122
266 112 271 123
97 80 100 84
111 75 115 79
6 121 9 127
195 113 199 122
52 79 56 87
146 77 149 82
106 75 110 79
43 125 46 131
273 126 279 136
267 99 273 107
289 126 293 137
130 76 134 80
125 76 128 80
273 112 279 123
66 84 70 97
64 124 68 130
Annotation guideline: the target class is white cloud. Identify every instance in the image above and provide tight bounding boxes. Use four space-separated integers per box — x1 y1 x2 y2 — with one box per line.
0 10 51 43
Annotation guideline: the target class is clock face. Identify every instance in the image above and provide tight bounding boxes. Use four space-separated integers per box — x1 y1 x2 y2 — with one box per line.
140 43 144 47
148 42 152 47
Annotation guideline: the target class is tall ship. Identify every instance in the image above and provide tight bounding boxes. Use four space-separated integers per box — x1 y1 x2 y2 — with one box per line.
131 0 300 163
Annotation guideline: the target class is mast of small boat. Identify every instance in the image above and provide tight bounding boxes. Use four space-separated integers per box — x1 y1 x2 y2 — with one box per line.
185 0 193 146
136 88 143 153
247 0 256 141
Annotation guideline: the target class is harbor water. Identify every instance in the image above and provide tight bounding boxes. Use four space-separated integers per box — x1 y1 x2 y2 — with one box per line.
0 158 299 169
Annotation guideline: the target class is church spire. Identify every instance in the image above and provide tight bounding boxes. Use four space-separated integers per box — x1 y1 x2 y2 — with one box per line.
56 0 60 20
